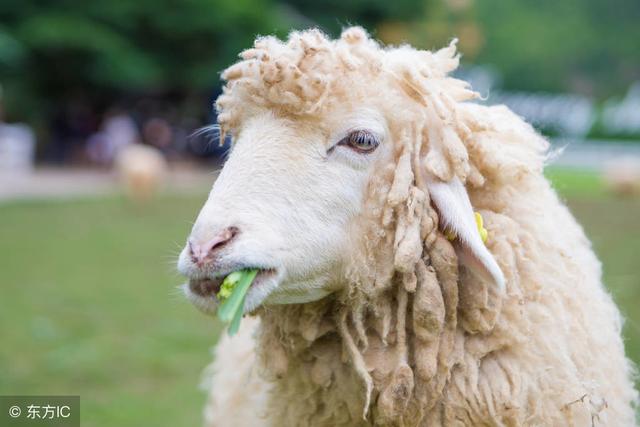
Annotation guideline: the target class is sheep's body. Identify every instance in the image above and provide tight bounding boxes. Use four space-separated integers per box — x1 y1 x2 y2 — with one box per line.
114 143 167 202
604 157 640 196
196 29 637 426
202 103 636 426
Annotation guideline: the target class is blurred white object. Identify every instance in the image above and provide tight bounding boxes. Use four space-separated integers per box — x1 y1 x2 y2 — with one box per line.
602 82 640 135
603 156 640 196
489 91 595 137
0 123 35 174
87 113 139 164
114 143 168 202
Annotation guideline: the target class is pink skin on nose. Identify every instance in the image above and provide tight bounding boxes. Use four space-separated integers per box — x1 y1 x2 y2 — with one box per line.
188 227 238 268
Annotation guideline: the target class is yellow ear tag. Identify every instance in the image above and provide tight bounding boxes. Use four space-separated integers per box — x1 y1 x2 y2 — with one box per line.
444 212 488 243
475 212 488 244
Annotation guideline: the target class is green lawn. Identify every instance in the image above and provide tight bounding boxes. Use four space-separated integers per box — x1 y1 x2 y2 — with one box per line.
0 169 639 426
0 195 220 427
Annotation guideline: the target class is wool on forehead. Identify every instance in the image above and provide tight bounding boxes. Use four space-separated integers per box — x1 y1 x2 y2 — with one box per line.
214 27 474 136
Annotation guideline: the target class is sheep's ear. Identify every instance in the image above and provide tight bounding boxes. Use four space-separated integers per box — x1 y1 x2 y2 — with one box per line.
427 176 505 291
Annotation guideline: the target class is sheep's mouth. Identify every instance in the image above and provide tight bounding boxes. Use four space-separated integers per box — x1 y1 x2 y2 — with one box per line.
188 268 277 300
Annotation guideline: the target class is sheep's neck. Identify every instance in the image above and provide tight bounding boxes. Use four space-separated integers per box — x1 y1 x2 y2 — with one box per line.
255 293 422 426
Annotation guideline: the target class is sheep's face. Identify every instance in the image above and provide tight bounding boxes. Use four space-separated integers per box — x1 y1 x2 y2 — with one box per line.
178 27 507 316
178 107 392 314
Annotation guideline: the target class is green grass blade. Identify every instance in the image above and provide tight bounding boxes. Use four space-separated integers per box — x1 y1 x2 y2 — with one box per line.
216 269 258 323
227 296 245 336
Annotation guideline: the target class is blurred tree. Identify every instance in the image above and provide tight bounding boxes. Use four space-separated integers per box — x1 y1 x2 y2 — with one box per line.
474 0 640 97
0 0 294 126
0 0 638 139
282 0 428 34
372 0 639 98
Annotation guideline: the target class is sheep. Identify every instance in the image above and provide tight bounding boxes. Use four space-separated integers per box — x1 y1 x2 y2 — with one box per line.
603 156 640 196
177 27 638 426
114 143 167 203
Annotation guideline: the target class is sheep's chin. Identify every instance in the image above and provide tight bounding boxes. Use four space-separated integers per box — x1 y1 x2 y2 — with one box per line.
183 270 333 316
263 288 332 305
245 272 333 309
182 269 282 316
242 274 281 311
262 274 334 305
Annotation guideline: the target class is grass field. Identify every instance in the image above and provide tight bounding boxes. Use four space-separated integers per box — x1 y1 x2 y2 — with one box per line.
1 168 639 426
0 195 217 427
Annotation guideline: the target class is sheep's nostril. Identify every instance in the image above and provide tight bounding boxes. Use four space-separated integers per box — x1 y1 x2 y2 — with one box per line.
188 226 239 266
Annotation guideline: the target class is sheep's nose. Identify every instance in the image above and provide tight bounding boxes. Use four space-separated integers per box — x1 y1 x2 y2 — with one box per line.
188 226 239 267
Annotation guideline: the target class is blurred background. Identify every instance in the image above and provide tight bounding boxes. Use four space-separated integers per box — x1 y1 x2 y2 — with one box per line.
0 0 639 425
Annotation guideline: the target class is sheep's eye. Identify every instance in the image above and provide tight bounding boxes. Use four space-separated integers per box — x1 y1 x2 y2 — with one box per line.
338 130 380 154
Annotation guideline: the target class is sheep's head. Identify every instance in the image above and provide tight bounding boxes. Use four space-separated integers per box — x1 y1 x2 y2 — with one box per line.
178 27 504 316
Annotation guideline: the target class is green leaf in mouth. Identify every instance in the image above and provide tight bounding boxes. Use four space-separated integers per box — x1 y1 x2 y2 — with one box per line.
216 269 258 336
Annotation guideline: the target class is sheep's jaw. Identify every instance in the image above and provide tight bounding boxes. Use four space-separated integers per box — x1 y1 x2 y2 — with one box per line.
183 268 279 315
